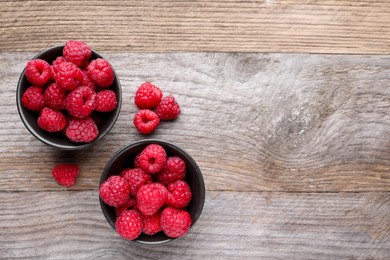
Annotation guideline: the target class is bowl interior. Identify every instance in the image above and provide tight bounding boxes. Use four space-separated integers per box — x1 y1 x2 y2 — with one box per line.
99 140 205 245
16 46 122 150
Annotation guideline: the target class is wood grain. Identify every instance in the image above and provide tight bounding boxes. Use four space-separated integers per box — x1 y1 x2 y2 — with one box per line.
1 0 390 54
1 52 389 192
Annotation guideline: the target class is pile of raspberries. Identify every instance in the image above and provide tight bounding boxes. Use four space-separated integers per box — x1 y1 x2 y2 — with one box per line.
99 144 192 240
21 40 118 143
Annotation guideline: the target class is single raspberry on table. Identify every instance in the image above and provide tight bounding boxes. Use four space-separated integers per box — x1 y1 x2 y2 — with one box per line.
133 109 160 134
99 175 131 207
37 107 67 132
87 58 114 88
65 117 99 143
25 59 51 86
95 90 117 112
21 86 45 111
51 163 79 187
63 40 92 67
141 212 162 236
139 144 167 174
54 61 84 91
115 210 143 240
160 207 192 238
120 168 152 196
115 197 137 217
134 82 162 109
136 183 168 216
44 82 67 110
156 95 181 120
65 86 96 118
157 156 186 185
166 180 192 209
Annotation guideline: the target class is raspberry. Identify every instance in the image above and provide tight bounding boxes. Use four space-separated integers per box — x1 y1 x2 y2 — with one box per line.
21 86 45 111
54 61 84 91
139 144 167 174
25 59 51 86
134 82 162 109
63 40 92 67
134 153 142 168
44 82 67 110
156 95 181 120
99 176 131 207
133 109 160 134
65 117 99 143
160 207 191 238
166 180 192 209
115 197 137 217
51 56 67 76
87 58 114 88
115 210 143 240
157 156 186 185
95 90 117 112
120 168 152 196
65 86 96 118
37 107 67 132
51 163 79 187
136 183 168 216
141 212 162 236
80 71 96 90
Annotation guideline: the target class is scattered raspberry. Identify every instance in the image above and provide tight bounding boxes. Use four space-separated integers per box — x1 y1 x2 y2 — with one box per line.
37 107 67 132
51 163 79 187
133 109 160 134
25 59 51 86
156 95 181 120
54 61 84 91
87 58 114 88
160 207 192 238
136 183 168 216
157 156 186 185
65 86 96 118
166 180 192 209
139 144 167 174
95 90 117 112
21 86 45 111
44 82 67 110
115 197 137 217
63 40 92 67
134 153 142 168
65 117 99 143
120 168 152 196
141 212 162 236
99 175 131 207
134 82 162 109
115 210 143 240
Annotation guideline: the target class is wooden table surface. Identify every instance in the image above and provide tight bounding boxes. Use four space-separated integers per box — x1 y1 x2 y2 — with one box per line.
1 1 389 259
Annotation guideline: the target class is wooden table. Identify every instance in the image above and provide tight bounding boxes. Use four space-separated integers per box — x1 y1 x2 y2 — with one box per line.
1 1 389 259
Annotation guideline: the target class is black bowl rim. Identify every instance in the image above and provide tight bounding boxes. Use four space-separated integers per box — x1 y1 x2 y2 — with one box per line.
16 45 122 150
99 139 206 246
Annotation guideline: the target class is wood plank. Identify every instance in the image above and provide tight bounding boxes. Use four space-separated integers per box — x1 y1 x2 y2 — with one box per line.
1 0 390 53
0 191 388 259
0 52 389 192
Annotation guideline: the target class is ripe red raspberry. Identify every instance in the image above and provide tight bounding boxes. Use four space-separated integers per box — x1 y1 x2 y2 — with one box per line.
51 56 67 73
120 168 152 196
65 86 96 118
134 153 142 168
21 86 45 111
133 109 160 134
136 183 168 216
80 71 96 90
160 207 192 238
134 82 162 109
25 59 51 86
63 40 92 67
87 58 114 88
51 163 79 187
139 144 167 174
115 210 143 240
44 82 67 110
141 212 162 236
37 107 67 132
54 61 84 91
99 175 131 207
65 117 99 143
156 95 181 120
115 197 137 217
95 90 117 112
166 180 192 209
157 156 186 185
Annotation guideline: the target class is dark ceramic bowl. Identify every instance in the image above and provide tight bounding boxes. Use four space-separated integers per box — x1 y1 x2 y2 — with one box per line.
99 139 205 245
16 45 122 150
